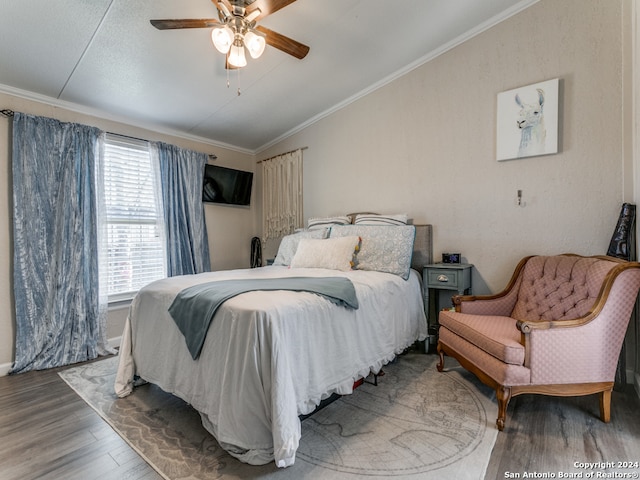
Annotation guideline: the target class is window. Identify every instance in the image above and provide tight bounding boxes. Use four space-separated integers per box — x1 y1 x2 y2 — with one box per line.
102 133 166 301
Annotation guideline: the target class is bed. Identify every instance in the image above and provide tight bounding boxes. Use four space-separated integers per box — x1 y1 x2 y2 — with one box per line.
114 219 432 467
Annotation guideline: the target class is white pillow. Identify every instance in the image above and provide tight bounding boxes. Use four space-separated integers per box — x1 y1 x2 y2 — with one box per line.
290 236 361 271
354 213 408 226
307 215 351 231
273 229 329 266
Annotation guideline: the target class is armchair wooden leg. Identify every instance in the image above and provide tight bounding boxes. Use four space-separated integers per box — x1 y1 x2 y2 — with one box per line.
436 343 445 372
496 386 512 431
599 388 612 423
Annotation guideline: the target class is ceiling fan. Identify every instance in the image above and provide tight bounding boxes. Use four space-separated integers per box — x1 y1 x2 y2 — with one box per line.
150 0 310 69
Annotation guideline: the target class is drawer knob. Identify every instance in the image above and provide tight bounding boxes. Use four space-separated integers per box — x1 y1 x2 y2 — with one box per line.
437 274 449 282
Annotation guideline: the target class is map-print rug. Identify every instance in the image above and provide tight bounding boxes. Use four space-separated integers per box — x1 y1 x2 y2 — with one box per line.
59 351 498 479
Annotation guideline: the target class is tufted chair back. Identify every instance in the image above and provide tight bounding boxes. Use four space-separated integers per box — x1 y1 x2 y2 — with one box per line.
511 255 618 321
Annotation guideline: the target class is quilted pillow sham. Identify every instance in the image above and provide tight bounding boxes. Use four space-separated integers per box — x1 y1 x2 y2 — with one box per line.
290 236 361 271
273 228 329 266
329 225 416 279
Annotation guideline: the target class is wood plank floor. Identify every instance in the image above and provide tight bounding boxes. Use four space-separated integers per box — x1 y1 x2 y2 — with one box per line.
1 356 639 480
0 358 161 480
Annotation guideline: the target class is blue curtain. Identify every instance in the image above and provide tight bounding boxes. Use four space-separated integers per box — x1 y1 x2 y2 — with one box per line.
11 113 112 373
154 142 211 276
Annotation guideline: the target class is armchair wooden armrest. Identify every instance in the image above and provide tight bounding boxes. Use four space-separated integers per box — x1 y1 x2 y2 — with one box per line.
452 256 532 314
453 290 520 315
516 317 586 332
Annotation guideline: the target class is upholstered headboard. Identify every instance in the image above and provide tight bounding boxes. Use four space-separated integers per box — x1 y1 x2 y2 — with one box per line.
412 224 433 272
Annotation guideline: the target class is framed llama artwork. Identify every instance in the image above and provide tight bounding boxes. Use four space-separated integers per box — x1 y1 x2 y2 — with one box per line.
496 78 559 161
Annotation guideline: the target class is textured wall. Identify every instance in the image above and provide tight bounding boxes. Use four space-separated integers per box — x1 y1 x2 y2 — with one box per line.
260 0 628 295
258 0 636 377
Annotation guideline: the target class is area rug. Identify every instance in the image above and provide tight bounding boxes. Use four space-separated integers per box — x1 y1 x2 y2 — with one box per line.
59 352 498 479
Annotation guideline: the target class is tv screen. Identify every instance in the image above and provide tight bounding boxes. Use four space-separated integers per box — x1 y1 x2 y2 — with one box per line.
202 164 253 206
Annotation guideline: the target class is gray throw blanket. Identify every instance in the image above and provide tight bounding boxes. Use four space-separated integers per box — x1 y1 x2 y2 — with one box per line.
168 276 359 359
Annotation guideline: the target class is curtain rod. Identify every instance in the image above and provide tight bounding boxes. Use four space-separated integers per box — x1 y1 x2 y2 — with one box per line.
1 114 220 159
106 131 148 143
106 131 217 160
257 146 307 164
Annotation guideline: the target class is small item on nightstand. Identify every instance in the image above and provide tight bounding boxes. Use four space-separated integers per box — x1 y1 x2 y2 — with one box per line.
442 253 461 264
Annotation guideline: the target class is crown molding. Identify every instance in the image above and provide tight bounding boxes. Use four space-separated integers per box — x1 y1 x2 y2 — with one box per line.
0 83 255 156
255 0 540 154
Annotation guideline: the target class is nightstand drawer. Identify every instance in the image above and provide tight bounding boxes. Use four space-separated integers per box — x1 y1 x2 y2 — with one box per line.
422 263 473 293
426 269 461 289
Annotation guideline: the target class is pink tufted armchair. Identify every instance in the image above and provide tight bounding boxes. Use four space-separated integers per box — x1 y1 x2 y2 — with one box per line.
437 254 640 431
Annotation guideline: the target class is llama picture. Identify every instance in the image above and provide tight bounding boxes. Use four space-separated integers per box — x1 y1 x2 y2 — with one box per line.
516 88 546 157
496 78 559 161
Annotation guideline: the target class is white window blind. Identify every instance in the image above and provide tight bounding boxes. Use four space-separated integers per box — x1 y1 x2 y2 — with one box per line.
103 133 166 301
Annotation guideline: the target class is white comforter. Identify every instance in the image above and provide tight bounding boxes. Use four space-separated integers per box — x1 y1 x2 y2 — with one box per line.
115 266 427 467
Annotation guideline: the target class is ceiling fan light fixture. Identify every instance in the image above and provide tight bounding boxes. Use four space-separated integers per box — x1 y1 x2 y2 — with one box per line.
228 40 247 68
244 30 266 59
151 0 310 72
211 25 234 54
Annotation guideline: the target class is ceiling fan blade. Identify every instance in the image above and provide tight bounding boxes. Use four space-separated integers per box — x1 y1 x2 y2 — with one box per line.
213 0 234 18
246 0 298 22
255 25 309 59
150 19 222 30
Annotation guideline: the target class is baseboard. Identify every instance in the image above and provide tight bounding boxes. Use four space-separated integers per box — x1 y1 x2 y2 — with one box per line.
108 335 122 350
0 362 12 377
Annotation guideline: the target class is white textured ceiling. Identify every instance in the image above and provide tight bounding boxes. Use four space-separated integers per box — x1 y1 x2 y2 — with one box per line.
0 0 536 152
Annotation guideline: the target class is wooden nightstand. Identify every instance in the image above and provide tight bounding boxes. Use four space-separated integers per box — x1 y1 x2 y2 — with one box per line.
423 263 473 352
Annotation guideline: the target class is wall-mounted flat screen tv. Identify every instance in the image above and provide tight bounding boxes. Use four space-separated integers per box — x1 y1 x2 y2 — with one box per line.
202 164 253 206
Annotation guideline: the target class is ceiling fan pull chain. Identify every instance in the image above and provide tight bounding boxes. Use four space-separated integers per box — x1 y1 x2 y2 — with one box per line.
237 67 241 96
